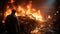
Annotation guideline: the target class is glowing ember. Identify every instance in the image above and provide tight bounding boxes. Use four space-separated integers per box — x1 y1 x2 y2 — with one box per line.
2 20 5 24
57 11 59 13
48 15 52 19
54 13 56 15
31 27 39 33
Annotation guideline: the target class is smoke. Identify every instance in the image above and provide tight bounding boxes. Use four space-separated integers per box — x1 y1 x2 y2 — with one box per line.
44 0 55 6
39 0 56 19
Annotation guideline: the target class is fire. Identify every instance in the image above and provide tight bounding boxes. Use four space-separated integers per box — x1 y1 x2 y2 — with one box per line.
4 1 44 22
4 6 12 17
10 0 14 3
3 0 53 34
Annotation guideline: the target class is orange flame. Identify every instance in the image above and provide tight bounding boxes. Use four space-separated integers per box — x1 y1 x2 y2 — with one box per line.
3 1 52 34
4 1 44 22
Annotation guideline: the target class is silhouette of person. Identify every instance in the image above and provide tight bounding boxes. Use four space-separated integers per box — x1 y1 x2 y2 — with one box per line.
5 9 19 34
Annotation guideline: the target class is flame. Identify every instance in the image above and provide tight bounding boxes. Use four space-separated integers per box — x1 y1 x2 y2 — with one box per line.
4 1 44 22
4 6 12 17
10 0 14 3
3 0 52 34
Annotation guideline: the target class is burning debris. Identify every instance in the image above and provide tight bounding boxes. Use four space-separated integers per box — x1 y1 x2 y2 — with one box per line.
4 0 45 22
18 16 38 34
4 0 52 21
1 0 54 34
